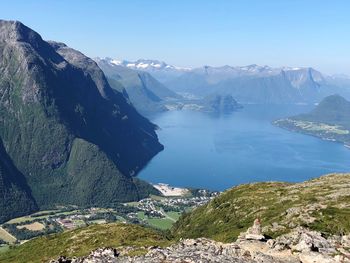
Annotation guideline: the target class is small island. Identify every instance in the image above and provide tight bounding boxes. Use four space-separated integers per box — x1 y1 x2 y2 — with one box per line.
165 94 243 114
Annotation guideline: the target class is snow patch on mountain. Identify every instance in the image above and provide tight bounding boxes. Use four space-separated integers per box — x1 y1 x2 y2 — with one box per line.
101 58 191 71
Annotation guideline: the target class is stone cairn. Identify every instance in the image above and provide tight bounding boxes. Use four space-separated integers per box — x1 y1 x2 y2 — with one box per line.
238 218 265 241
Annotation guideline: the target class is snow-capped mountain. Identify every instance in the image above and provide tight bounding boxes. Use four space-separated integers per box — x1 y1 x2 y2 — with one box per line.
109 58 190 71
96 57 350 104
101 58 191 83
94 57 181 115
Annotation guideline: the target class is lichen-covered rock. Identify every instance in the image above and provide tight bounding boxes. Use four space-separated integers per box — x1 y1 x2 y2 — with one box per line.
270 227 335 254
50 248 119 263
50 231 350 263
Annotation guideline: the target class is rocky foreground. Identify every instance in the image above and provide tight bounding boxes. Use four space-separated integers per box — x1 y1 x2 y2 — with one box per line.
52 220 350 263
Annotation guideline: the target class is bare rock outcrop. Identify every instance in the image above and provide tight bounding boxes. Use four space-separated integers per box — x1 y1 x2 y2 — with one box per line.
50 220 350 263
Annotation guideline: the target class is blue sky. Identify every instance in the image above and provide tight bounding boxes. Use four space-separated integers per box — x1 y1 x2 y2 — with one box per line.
1 0 350 74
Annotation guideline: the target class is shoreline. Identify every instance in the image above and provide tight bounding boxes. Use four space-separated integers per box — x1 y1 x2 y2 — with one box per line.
273 120 350 150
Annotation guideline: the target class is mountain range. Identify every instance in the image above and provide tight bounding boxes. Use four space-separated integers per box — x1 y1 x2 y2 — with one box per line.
109 59 350 104
166 65 350 104
95 58 181 115
0 20 163 223
105 58 190 83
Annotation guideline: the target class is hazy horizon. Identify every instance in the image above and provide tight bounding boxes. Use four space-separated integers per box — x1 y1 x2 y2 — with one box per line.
2 0 350 75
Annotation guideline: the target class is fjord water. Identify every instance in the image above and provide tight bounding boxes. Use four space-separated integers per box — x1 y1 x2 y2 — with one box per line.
139 105 350 191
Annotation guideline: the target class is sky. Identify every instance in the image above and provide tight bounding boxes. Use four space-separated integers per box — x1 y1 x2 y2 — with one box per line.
1 0 350 75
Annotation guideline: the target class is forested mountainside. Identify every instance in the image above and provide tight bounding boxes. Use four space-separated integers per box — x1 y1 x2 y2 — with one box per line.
0 20 162 222
0 137 37 223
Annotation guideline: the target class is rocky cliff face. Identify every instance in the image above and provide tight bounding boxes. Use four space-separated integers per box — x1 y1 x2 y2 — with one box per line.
0 20 162 220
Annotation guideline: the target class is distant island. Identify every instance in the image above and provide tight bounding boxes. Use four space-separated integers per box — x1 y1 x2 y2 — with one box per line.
164 94 243 114
274 94 350 147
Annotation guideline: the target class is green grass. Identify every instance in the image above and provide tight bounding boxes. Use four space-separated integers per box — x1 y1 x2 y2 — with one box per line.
166 212 181 221
0 223 172 263
173 173 350 242
149 195 166 201
0 246 9 254
137 211 179 230
125 201 140 207
137 212 146 220
30 210 60 216
309 206 350 236
147 219 174 230
5 210 79 224
88 220 106 225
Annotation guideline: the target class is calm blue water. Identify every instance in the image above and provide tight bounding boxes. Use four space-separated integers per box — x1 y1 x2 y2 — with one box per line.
139 105 350 191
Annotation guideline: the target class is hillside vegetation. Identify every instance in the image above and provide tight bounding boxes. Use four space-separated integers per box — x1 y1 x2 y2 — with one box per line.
0 223 171 263
172 173 350 242
1 174 350 262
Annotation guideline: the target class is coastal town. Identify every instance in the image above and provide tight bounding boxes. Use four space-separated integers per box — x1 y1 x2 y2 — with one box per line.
0 184 219 252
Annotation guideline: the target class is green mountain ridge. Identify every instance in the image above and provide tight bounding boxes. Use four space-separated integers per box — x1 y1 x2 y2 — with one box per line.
295 94 350 129
0 20 162 222
274 94 350 145
0 223 172 263
172 173 350 242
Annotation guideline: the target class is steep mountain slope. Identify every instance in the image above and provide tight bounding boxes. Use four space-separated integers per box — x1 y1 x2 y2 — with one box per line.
95 58 180 114
0 20 162 213
0 138 38 223
274 95 350 145
172 173 350 242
